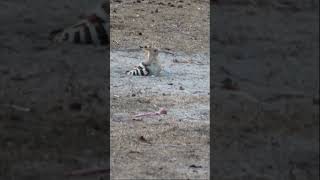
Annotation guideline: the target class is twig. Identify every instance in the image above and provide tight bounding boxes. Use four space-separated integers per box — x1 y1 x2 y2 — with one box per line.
65 167 109 177
134 107 167 118
0 104 31 112
173 59 192 64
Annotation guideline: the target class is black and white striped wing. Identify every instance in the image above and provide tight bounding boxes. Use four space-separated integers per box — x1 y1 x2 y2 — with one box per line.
126 63 149 76
50 18 109 46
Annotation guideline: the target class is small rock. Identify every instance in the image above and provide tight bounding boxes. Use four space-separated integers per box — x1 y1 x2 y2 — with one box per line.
10 75 26 81
221 78 239 90
33 46 48 51
271 140 280 147
189 164 202 168
179 86 184 90
23 17 35 24
10 114 22 121
50 105 63 112
128 150 141 154
69 102 82 111
313 97 319 105
139 136 151 144
0 69 9 75
132 118 143 121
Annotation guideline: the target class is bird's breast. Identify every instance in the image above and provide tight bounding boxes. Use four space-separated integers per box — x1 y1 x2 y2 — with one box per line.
147 63 161 76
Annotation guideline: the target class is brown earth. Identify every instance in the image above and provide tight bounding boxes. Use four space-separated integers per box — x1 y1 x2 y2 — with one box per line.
110 0 210 53
110 0 210 179
0 0 108 179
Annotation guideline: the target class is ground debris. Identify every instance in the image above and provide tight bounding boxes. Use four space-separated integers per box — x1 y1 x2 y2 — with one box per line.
221 78 239 90
65 167 109 177
134 107 167 118
189 164 202 168
139 136 152 144
0 104 31 112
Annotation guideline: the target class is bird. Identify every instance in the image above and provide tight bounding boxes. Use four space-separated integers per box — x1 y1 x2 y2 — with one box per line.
49 1 109 46
126 45 162 76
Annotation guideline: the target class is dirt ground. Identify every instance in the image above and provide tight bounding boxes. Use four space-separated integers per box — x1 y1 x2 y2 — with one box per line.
211 0 319 179
110 50 209 179
110 0 210 179
0 0 210 179
110 0 319 179
110 0 210 53
0 0 108 179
